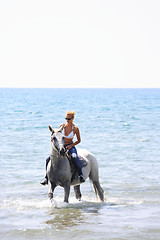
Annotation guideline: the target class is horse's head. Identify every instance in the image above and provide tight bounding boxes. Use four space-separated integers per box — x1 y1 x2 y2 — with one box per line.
49 125 66 156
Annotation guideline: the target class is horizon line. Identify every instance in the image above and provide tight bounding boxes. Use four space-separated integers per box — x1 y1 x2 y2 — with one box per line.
1 87 160 89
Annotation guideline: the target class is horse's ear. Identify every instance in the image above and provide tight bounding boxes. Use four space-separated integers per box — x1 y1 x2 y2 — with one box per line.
48 125 54 133
58 124 64 132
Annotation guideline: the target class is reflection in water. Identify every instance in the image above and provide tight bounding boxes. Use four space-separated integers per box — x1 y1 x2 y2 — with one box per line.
45 202 106 230
46 208 85 230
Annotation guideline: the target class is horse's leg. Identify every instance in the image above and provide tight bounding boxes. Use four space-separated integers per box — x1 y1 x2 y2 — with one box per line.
64 185 70 203
74 185 82 201
93 180 104 202
48 181 56 199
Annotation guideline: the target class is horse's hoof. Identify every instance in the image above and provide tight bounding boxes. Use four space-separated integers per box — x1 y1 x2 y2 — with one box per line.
48 193 53 199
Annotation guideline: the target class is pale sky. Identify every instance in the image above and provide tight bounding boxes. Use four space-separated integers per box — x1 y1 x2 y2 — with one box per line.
0 0 160 88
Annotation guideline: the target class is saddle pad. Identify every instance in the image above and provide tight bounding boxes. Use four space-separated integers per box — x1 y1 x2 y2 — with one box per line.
78 155 87 168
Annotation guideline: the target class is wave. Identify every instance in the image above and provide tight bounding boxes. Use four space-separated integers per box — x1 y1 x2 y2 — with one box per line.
1 197 51 211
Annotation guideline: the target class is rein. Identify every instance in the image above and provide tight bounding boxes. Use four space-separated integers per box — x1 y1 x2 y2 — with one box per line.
50 144 72 168
50 143 68 157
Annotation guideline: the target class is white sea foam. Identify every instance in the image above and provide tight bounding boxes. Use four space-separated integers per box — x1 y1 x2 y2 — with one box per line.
1 197 51 211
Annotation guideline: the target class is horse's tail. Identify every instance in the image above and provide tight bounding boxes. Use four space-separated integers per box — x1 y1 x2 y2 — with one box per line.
91 180 106 202
93 183 98 200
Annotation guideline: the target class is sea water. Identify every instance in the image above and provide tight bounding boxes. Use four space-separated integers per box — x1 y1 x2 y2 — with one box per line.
0 88 160 240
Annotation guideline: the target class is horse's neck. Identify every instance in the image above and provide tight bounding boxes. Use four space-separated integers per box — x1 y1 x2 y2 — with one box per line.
50 148 59 166
50 147 70 170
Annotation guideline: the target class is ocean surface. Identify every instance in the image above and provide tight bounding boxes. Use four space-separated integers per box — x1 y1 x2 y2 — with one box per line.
0 88 160 240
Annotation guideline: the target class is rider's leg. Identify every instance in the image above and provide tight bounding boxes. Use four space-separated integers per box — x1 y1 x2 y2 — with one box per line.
40 156 50 185
45 156 50 170
68 147 85 183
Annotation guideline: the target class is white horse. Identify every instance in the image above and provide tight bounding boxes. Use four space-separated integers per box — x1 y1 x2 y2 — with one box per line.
47 125 104 203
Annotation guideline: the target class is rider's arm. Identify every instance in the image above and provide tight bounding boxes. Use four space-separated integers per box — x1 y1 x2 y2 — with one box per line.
73 127 81 146
59 123 65 128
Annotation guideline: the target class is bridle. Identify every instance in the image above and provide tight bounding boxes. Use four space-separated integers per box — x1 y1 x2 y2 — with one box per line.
50 132 68 156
